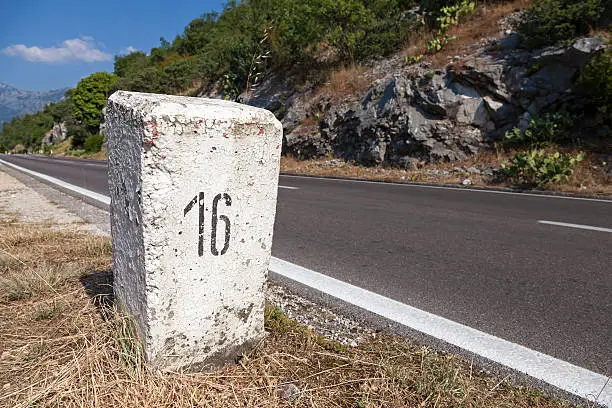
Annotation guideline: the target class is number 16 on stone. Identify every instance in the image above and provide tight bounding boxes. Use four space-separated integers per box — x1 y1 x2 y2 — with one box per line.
184 192 232 257
106 91 283 372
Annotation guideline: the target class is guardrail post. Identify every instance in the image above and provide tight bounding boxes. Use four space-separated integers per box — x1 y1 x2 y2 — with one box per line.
106 91 283 371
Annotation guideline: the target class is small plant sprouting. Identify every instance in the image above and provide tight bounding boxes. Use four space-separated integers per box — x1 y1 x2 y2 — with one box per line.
425 0 475 54
405 54 424 65
426 35 457 53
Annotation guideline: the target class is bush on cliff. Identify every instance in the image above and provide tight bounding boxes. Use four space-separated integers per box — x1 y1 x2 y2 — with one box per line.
518 0 607 48
83 134 105 153
504 111 576 147
579 46 612 124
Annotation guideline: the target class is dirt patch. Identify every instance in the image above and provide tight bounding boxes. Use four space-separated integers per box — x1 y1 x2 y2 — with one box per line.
280 151 612 197
0 166 108 235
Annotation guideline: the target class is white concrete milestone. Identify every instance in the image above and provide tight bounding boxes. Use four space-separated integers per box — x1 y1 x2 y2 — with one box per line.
106 91 283 371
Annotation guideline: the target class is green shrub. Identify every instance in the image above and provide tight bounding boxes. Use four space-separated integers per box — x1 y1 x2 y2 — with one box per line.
517 0 605 48
69 123 90 149
424 0 474 54
502 149 584 185
83 134 105 153
579 46 612 120
504 111 575 147
436 0 476 31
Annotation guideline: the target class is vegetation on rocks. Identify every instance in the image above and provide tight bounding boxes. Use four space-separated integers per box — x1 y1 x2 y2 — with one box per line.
501 149 585 186
503 112 576 147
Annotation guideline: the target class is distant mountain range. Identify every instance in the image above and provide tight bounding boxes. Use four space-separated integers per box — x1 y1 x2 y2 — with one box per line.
0 83 68 129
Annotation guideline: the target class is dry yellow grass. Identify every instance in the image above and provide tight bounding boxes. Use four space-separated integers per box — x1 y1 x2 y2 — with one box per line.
325 65 371 101
280 150 612 197
0 220 579 407
45 139 109 161
428 0 532 67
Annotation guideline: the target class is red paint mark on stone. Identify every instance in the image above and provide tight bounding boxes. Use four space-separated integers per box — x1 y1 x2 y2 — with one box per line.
276 145 280 149
223 134 229 139
198 119 203 124
145 139 155 146
257 128 265 136
161 153 167 159
149 121 159 138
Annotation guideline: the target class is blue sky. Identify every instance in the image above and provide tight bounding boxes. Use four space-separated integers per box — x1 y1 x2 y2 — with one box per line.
0 0 225 92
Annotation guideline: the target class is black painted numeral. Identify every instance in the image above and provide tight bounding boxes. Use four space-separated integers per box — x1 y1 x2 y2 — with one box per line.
211 193 232 256
184 193 232 256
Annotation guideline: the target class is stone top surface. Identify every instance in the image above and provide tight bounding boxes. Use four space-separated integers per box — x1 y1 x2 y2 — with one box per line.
108 91 278 123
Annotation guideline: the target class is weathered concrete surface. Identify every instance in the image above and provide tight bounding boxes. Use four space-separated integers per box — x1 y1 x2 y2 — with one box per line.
106 91 283 371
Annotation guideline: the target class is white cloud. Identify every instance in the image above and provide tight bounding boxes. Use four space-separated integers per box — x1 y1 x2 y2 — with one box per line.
2 37 112 63
120 45 138 55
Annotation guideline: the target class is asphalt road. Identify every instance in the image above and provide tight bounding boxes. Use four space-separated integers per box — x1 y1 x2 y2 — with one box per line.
2 154 611 377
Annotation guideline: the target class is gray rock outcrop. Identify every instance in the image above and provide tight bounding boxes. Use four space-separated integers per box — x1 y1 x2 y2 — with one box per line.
41 122 67 147
249 36 605 167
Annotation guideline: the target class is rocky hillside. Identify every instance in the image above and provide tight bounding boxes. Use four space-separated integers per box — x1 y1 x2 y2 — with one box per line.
248 36 607 167
3 0 608 193
0 83 67 129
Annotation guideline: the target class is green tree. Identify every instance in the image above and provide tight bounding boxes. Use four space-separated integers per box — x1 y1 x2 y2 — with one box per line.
44 98 73 123
160 59 197 94
112 67 161 93
72 72 118 134
114 51 149 77
0 110 54 150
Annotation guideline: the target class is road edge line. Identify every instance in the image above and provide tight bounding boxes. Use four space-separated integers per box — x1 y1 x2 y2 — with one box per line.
538 220 612 233
270 258 611 407
280 173 612 203
0 158 110 205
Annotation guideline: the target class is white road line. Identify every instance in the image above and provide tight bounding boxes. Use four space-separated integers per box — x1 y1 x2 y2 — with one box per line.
279 185 299 190
538 220 612 233
12 155 108 167
2 158 610 406
0 158 111 205
270 258 612 406
281 174 612 203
